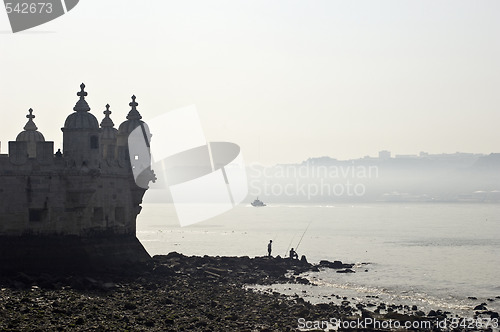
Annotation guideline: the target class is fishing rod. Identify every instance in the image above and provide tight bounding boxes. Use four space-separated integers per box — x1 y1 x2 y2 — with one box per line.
285 234 296 256
295 220 313 252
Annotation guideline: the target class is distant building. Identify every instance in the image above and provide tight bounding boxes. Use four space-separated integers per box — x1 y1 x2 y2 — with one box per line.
378 150 391 160
419 151 429 157
395 154 418 159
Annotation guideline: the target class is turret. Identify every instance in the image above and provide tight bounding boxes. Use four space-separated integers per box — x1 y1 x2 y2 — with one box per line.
99 104 118 160
116 95 155 210
116 95 152 165
61 83 100 167
15 108 45 158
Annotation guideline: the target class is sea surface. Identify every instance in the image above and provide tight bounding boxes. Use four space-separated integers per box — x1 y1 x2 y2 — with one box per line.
137 203 500 317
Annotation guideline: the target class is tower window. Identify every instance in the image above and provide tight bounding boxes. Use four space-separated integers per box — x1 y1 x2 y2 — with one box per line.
92 207 104 222
90 136 99 149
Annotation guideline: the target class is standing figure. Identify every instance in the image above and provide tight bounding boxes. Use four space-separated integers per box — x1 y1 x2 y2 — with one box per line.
267 240 273 257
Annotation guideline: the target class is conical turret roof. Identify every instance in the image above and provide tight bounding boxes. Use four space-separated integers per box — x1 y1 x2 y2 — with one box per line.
118 95 146 135
100 104 118 139
64 83 99 129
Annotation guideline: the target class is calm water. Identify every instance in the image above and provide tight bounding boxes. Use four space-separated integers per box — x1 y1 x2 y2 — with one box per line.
137 203 500 316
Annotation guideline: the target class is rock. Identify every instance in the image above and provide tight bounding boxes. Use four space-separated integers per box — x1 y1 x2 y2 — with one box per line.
317 303 329 310
152 264 174 276
336 269 355 273
0 252 480 331
225 313 238 321
161 297 173 305
411 305 418 310
468 296 478 300
474 304 487 311
361 309 373 318
319 260 345 269
124 302 137 310
164 251 184 260
384 312 416 321
295 277 309 285
428 310 437 316
204 270 221 279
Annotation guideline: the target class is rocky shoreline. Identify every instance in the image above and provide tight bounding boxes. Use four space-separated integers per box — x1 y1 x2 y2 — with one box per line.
0 252 498 331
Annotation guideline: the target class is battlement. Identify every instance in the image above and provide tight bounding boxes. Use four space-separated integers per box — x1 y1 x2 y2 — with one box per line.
0 141 55 167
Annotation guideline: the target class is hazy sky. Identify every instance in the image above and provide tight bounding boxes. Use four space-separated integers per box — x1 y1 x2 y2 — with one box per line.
1 0 499 164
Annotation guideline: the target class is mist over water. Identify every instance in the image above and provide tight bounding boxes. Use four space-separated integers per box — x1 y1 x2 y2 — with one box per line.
137 203 500 316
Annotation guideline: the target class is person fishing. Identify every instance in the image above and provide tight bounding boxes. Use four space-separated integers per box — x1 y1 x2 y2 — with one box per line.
267 240 273 257
289 248 298 259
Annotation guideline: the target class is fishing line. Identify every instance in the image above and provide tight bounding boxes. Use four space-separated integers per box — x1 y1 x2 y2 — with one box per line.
295 220 313 251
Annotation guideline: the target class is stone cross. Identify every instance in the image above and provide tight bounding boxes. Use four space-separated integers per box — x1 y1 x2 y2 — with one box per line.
24 108 38 131
77 83 87 99
27 108 35 119
129 95 138 110
104 104 111 117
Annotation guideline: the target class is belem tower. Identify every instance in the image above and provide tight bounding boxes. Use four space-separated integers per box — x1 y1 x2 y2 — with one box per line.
0 84 156 270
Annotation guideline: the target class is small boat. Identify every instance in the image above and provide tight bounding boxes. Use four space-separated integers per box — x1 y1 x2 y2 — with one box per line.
251 197 266 207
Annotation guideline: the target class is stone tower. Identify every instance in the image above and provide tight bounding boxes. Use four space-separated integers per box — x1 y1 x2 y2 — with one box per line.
0 84 154 272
